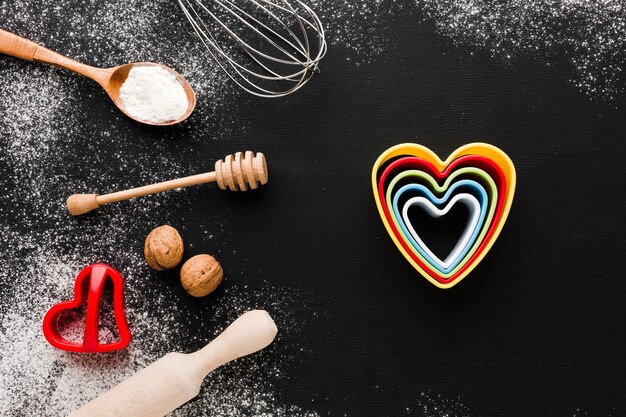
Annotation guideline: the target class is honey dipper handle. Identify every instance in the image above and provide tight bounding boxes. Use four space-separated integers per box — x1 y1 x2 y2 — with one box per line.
97 172 217 205
0 28 40 61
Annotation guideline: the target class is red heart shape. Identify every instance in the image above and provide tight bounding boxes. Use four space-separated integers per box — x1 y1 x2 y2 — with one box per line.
43 264 131 353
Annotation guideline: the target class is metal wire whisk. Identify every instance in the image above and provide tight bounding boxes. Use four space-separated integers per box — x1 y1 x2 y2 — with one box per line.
177 0 327 98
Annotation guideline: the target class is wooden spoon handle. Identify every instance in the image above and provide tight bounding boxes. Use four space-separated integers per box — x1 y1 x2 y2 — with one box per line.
0 28 40 61
0 28 111 85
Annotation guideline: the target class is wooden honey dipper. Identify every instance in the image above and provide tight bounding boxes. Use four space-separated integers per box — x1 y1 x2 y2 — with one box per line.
67 151 267 216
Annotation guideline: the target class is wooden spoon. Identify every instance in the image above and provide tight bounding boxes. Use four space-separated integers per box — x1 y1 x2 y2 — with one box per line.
0 28 196 126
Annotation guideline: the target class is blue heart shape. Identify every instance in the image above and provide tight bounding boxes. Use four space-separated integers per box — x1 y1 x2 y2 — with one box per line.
392 179 489 273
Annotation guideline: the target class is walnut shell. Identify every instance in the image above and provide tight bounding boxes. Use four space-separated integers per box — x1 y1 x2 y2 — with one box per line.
144 225 184 270
180 254 223 297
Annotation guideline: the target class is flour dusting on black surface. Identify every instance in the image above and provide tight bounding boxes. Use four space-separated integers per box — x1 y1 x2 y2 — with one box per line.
309 0 626 101
406 391 473 417
0 0 315 415
420 0 626 101
0 0 624 416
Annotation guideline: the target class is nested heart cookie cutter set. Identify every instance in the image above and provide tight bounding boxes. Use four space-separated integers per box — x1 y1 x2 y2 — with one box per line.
372 143 516 289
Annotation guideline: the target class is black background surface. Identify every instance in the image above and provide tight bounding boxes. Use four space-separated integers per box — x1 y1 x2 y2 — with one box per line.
2 4 626 417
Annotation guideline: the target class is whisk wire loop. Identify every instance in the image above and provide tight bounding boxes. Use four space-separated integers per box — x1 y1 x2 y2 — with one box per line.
177 0 327 98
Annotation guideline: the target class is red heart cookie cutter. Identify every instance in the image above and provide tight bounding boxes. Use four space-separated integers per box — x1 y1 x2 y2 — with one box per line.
43 263 131 353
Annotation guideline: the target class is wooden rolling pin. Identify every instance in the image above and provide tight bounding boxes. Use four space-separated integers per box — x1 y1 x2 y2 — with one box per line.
68 310 277 417
67 151 268 216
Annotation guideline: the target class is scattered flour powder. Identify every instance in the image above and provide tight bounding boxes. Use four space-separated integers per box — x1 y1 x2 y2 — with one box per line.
308 0 626 103
0 0 312 415
119 66 189 124
2 0 614 416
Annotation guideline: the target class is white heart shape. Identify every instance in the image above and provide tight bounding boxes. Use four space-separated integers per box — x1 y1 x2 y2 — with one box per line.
401 193 481 271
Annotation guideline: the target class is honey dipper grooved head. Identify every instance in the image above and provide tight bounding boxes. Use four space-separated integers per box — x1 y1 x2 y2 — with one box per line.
215 152 268 191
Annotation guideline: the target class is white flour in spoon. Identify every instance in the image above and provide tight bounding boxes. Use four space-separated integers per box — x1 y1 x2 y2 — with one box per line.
119 66 189 123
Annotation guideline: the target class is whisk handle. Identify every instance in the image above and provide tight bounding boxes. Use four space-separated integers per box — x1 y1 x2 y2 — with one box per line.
0 28 40 61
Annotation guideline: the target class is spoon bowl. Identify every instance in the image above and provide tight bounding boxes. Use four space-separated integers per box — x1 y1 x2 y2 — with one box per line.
0 28 196 126
107 62 196 126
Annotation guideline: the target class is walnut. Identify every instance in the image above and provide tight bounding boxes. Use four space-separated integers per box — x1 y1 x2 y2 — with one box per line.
144 225 184 270
180 254 223 297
